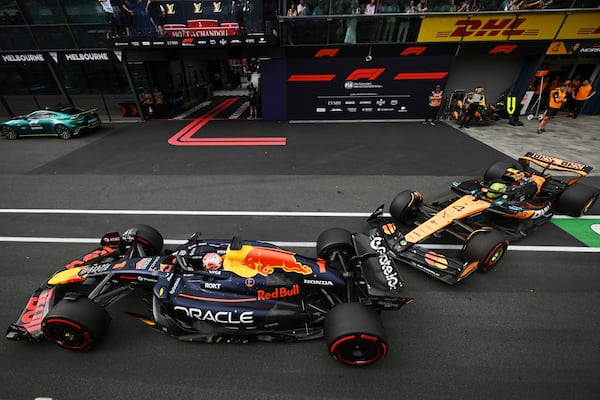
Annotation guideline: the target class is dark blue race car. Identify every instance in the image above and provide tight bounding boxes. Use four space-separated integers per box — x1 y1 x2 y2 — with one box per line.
6 225 412 366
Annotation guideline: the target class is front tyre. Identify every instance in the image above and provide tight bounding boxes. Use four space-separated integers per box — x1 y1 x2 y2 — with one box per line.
119 224 164 256
554 183 599 217
462 228 508 273
55 124 73 140
42 295 110 351
316 228 354 260
389 190 423 226
324 303 387 366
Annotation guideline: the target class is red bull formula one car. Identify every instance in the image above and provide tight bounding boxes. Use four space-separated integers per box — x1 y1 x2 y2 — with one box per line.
6 225 412 366
372 152 599 285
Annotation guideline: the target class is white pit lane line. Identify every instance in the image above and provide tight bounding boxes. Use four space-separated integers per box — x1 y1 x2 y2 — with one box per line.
0 209 598 253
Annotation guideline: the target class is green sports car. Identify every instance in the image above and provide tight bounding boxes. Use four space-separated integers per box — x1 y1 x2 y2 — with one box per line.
0 106 101 140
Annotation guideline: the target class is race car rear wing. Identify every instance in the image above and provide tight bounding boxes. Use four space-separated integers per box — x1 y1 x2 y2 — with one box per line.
520 152 593 177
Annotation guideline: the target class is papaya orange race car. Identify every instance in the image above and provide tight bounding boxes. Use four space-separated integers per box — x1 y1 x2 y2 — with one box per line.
369 152 599 285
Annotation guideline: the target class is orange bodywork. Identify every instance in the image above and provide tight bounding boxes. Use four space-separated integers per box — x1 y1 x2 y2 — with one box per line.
404 195 490 244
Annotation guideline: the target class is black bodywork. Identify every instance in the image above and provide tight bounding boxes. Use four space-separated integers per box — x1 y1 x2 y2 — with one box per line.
6 226 411 356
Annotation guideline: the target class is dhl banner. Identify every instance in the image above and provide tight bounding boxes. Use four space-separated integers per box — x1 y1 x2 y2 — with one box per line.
555 13 600 40
418 13 566 42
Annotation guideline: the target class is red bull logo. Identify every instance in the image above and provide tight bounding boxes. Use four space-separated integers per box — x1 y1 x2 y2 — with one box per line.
257 284 300 300
223 245 313 278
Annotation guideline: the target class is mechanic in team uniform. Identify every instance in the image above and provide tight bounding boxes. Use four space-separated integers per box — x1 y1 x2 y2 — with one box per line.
569 79 596 119
537 82 567 134
423 85 443 126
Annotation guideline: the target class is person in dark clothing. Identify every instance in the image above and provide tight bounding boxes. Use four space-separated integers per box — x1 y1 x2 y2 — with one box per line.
118 0 134 36
248 87 258 119
146 0 165 36
459 86 485 129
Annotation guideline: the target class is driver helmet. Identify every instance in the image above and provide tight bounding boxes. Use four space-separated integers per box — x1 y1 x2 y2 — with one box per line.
202 252 223 270
487 182 507 199
504 167 525 182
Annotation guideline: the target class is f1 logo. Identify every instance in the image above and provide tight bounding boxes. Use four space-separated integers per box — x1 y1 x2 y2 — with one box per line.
314 48 340 58
400 46 427 56
345 68 385 81
489 45 518 54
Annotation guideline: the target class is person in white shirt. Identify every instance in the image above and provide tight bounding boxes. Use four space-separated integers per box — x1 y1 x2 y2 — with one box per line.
364 0 377 15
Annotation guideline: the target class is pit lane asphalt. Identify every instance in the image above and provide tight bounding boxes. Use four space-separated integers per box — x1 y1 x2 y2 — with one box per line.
0 114 599 400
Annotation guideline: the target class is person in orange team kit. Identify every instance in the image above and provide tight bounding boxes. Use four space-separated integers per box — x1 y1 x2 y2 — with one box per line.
537 82 567 134
569 79 596 119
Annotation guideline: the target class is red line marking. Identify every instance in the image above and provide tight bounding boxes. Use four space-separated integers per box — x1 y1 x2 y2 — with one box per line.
393 72 449 80
288 74 336 82
168 98 286 147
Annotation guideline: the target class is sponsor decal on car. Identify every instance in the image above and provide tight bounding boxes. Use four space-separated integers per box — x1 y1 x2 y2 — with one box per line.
18 288 55 334
369 236 401 290
257 284 300 300
174 306 254 324
303 279 334 286
223 245 313 278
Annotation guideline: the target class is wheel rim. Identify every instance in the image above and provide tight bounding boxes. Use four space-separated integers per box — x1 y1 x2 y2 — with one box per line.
43 319 91 350
330 335 386 365
485 243 506 267
56 126 71 139
582 197 596 214
2 127 17 139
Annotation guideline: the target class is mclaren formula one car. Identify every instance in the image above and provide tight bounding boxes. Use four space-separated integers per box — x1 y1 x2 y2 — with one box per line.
371 152 599 285
6 225 412 366
0 106 101 140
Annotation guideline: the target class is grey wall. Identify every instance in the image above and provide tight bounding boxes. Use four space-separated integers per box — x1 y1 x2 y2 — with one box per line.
445 54 528 105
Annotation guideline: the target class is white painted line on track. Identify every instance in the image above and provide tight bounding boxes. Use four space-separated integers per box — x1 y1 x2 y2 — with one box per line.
0 209 374 217
0 209 597 219
230 101 249 119
0 237 598 252
172 101 211 120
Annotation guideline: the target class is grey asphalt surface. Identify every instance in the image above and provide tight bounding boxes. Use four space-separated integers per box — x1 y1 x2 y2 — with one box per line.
0 108 599 400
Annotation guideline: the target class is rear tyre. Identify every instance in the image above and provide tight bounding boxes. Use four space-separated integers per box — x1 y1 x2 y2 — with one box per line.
389 190 423 226
462 228 509 273
554 183 599 217
2 126 18 140
56 124 73 140
483 160 519 181
316 228 354 260
324 303 387 366
42 295 110 351
119 224 164 256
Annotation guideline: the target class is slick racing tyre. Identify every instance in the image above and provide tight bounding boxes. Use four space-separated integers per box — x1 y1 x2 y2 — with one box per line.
316 228 354 260
483 160 520 182
55 124 73 140
390 190 423 226
119 224 164 256
554 183 599 217
324 303 387 366
462 228 509 273
42 294 110 351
